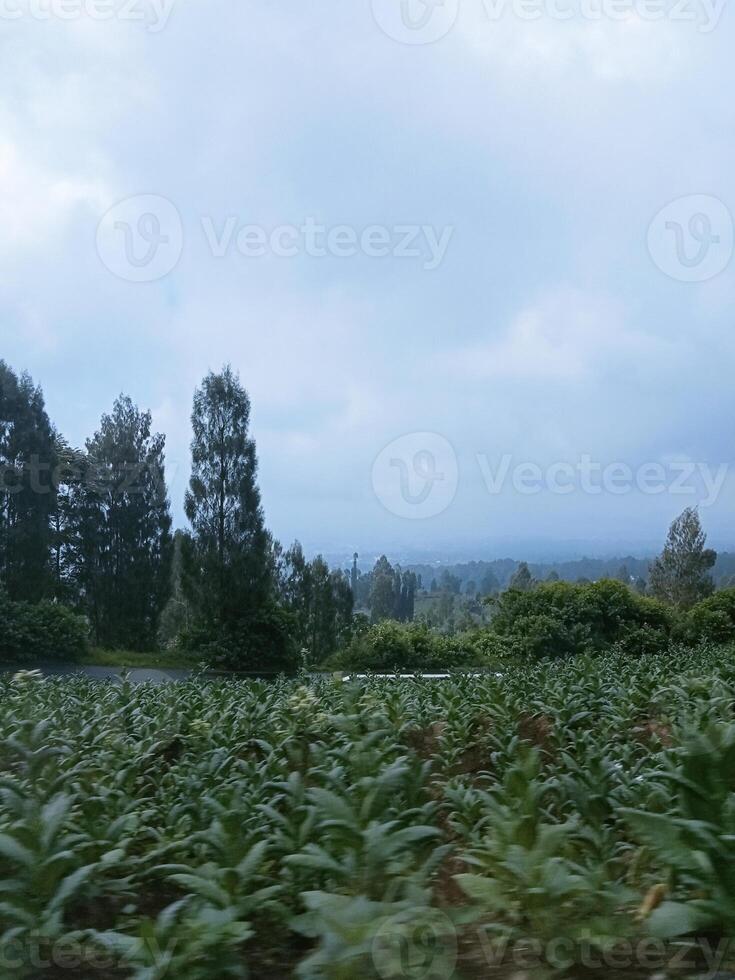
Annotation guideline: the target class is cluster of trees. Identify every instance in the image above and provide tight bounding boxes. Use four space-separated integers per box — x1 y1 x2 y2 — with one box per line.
0 361 352 666
348 556 418 621
2 352 732 670
498 509 717 609
406 544 735 601
0 361 173 651
366 557 418 623
338 507 729 667
348 558 496 632
397 509 721 635
503 560 647 596
273 543 353 664
0 363 59 603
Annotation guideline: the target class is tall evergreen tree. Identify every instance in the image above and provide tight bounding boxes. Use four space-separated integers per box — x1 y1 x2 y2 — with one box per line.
75 395 172 649
649 507 716 609
509 561 534 592
183 366 291 666
395 568 417 622
369 555 397 623
49 433 89 604
0 362 56 601
276 542 353 663
367 556 416 623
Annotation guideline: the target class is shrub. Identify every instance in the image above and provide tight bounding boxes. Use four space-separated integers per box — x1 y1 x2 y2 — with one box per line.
0 592 89 662
503 613 590 660
682 589 735 645
181 600 300 674
487 579 672 659
332 621 492 671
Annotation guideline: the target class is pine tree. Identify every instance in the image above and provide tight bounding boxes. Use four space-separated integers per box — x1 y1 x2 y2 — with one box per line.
49 433 89 604
509 561 534 592
369 555 397 622
404 570 417 622
76 395 172 649
277 543 353 661
649 507 716 609
183 366 290 666
0 362 56 601
479 568 500 596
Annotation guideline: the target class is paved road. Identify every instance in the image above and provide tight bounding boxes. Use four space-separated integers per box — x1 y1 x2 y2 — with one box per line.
9 665 194 684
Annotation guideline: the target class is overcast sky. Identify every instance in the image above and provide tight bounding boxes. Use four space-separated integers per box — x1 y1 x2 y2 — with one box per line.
2 0 734 559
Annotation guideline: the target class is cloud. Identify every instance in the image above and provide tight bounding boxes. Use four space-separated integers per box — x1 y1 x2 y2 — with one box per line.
441 288 675 381
458 6 691 83
0 141 107 255
1 4 734 553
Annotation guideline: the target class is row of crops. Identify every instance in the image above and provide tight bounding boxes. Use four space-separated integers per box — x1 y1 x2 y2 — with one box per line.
3 648 735 978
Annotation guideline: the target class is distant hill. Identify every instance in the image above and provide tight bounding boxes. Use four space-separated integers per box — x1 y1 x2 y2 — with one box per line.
405 552 735 592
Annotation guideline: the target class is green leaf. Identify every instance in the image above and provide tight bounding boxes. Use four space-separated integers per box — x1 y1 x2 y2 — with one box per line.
0 834 34 869
647 901 714 939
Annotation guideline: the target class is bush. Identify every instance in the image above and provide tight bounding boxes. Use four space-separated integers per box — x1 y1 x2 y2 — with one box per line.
332 621 494 671
487 579 672 659
682 589 735 645
181 600 300 674
0 592 89 662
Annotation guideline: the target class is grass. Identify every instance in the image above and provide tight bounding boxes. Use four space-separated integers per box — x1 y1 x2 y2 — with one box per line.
75 647 206 669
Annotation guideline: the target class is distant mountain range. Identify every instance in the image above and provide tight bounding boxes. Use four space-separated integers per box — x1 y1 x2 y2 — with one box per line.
322 550 735 590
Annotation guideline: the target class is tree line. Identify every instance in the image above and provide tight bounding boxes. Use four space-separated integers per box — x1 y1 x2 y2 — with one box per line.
0 356 729 667
0 361 352 667
405 546 735 601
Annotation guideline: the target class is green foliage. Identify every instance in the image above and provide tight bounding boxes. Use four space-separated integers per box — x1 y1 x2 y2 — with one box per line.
332 621 490 670
88 899 254 979
182 367 286 668
72 395 173 651
276 543 354 665
0 362 57 602
181 598 299 673
681 588 735 645
649 506 717 609
508 561 535 592
0 592 88 661
456 749 631 967
487 579 672 659
368 556 417 624
623 721 735 938
2 646 735 976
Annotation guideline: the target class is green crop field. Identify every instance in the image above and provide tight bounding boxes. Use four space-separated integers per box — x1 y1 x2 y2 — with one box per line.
3 648 735 979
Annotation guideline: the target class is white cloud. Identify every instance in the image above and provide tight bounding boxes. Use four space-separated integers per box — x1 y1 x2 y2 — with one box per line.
442 288 675 380
2 3 733 551
0 141 108 254
458 3 690 83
